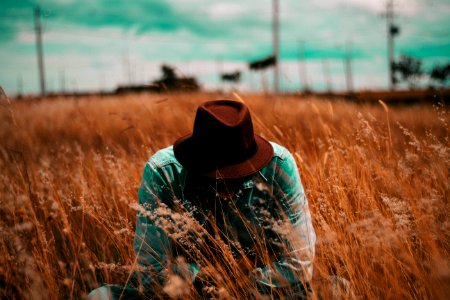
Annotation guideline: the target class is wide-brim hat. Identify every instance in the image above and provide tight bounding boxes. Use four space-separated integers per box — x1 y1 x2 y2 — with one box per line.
173 100 273 179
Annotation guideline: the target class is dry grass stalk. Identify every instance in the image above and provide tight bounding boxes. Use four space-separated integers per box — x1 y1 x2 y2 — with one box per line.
0 92 449 299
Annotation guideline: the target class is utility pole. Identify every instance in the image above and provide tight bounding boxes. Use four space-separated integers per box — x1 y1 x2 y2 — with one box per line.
322 59 333 93
298 40 308 92
59 67 66 93
71 79 78 93
122 49 132 85
34 6 46 96
127 50 132 85
17 74 23 97
344 42 354 93
385 0 399 90
216 57 223 90
98 73 105 92
272 0 280 94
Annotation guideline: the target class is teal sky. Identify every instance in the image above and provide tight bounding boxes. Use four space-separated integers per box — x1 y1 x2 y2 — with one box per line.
1 0 449 95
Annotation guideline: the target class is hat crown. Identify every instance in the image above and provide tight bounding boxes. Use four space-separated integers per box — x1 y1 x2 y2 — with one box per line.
173 99 273 179
192 100 256 160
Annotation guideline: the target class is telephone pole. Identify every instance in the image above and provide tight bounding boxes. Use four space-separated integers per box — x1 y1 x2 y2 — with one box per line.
344 42 354 93
298 40 308 92
17 74 23 97
385 0 399 90
216 57 223 90
59 68 66 93
34 6 46 96
272 0 280 94
322 59 333 93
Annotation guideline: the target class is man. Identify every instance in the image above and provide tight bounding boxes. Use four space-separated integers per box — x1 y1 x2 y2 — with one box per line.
89 99 316 299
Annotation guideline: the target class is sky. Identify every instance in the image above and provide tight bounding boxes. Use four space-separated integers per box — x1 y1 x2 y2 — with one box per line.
0 0 449 95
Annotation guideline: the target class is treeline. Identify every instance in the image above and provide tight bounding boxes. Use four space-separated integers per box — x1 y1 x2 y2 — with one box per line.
393 55 449 89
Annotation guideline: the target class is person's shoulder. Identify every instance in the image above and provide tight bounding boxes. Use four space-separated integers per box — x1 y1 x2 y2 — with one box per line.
260 141 298 180
269 141 291 161
147 145 182 169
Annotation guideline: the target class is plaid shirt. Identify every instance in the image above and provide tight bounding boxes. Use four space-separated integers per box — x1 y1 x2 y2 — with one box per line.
134 142 315 292
88 142 316 299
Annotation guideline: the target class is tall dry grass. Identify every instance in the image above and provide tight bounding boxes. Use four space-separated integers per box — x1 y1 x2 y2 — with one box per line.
0 92 449 299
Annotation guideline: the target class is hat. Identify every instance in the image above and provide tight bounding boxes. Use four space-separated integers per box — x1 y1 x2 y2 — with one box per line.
173 100 274 179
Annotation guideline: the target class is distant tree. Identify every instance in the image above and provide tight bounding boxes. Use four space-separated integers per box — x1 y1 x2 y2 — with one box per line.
115 64 199 94
394 55 423 88
152 64 200 92
161 65 177 81
248 55 277 71
221 71 241 82
430 63 450 86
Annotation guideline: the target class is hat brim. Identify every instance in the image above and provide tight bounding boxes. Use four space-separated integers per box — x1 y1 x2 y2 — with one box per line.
173 134 274 179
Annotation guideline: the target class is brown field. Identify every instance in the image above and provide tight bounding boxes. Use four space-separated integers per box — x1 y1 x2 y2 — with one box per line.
0 92 449 299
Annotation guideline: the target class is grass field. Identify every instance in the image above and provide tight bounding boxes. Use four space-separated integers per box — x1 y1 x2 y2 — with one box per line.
1 92 449 299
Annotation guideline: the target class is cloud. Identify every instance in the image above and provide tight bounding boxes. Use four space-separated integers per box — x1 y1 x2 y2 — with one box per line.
207 3 246 20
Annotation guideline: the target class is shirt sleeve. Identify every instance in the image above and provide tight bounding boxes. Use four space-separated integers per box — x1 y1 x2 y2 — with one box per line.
132 159 199 292
252 150 316 295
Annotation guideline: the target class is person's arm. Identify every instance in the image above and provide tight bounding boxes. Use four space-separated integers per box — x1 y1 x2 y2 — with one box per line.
131 159 200 294
252 150 316 296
